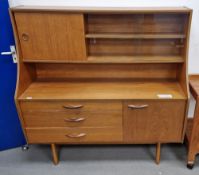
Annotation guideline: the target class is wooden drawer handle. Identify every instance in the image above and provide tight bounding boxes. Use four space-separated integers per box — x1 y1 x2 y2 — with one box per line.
64 117 86 122
62 105 83 109
128 104 149 109
22 33 29 41
66 133 86 138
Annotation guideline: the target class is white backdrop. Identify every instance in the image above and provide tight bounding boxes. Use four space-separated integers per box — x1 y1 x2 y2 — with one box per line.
8 0 199 116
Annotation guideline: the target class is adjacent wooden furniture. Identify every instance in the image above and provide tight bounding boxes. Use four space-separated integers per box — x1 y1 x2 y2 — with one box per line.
186 75 199 169
10 6 192 165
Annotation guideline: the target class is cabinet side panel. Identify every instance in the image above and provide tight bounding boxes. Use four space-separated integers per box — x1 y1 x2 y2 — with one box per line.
177 12 193 139
177 12 192 97
9 9 37 141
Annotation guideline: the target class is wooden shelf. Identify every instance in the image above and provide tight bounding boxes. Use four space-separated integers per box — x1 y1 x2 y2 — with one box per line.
85 33 186 39
19 81 186 100
23 56 184 63
87 56 184 63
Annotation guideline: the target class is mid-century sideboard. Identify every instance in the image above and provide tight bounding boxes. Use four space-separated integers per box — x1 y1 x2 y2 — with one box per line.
10 6 192 165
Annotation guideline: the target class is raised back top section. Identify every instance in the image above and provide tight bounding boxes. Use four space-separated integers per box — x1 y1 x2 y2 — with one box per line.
11 6 192 13
11 7 192 63
10 6 192 99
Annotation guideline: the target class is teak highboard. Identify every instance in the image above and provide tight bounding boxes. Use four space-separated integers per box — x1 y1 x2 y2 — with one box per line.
10 6 192 165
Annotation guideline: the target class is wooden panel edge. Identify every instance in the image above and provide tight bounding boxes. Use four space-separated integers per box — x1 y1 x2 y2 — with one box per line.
10 6 192 13
177 11 192 99
179 11 192 141
181 100 190 142
9 9 28 142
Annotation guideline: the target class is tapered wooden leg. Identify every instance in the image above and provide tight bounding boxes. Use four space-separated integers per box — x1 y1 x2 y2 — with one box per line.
156 143 161 165
187 150 196 169
51 144 59 165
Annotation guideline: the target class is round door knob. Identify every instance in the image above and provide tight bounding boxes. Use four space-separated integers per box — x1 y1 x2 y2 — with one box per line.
22 33 29 41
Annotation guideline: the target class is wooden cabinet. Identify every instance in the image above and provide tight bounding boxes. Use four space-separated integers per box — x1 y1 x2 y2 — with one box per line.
124 100 186 143
10 6 192 165
14 12 86 61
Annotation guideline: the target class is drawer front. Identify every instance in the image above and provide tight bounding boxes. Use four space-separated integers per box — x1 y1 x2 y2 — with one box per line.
20 101 122 127
26 127 122 143
20 101 121 112
123 100 186 143
22 111 122 127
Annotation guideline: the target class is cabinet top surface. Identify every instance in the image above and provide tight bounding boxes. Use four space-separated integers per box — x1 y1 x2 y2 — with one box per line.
19 81 186 101
11 6 192 13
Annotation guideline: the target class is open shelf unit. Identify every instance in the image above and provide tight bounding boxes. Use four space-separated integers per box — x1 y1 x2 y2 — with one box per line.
13 8 191 64
85 13 188 62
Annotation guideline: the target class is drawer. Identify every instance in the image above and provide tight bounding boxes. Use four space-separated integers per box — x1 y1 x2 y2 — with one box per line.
26 127 122 143
20 101 121 112
22 111 122 127
20 101 122 127
123 100 186 143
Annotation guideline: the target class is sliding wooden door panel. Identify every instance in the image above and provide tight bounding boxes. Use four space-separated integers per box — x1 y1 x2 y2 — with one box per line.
14 12 86 61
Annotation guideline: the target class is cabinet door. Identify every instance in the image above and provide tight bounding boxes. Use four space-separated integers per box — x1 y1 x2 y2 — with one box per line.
123 100 186 143
14 12 86 61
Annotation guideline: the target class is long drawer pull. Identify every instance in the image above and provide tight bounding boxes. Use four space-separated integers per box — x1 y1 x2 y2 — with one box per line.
62 105 83 109
66 133 86 138
128 104 149 109
64 117 86 122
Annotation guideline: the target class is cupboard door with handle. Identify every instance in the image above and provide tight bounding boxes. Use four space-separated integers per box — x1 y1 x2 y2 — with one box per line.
14 12 86 61
123 100 186 143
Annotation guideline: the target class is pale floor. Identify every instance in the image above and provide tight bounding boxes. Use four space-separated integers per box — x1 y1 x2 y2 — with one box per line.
0 144 199 175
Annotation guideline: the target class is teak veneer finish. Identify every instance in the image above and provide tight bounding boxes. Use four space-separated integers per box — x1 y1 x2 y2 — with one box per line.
19 81 186 100
124 100 186 143
10 6 192 165
15 12 86 61
11 6 191 13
